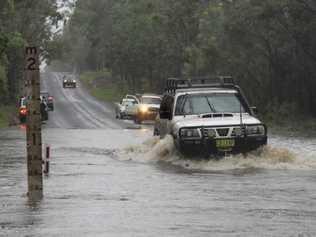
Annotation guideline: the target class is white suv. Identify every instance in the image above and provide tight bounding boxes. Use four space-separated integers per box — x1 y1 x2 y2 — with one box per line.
154 77 267 157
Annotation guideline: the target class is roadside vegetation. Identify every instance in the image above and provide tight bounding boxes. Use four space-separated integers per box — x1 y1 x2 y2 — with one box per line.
51 0 316 129
79 70 127 102
0 1 69 127
0 105 15 128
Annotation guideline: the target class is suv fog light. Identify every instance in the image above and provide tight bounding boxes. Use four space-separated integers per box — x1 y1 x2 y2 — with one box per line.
207 129 216 138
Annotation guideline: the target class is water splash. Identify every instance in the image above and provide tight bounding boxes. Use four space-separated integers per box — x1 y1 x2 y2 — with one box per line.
117 135 316 171
117 136 175 163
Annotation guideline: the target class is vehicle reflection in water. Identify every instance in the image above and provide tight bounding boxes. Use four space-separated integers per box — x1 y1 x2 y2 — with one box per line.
19 124 27 131
0 127 315 237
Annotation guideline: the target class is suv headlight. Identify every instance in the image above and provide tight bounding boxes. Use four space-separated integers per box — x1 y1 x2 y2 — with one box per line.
180 128 201 138
246 125 265 136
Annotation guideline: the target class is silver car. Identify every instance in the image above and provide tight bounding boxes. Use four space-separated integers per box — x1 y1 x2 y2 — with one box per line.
115 98 137 119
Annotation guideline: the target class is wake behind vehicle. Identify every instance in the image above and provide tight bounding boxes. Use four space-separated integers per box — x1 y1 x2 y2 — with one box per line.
63 75 76 88
155 76 267 158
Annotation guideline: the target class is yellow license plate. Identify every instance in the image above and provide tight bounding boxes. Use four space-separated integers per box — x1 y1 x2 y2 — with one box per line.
216 139 235 148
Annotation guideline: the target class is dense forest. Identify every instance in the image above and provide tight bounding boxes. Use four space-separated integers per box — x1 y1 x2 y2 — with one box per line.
0 0 63 104
1 0 316 120
52 0 316 119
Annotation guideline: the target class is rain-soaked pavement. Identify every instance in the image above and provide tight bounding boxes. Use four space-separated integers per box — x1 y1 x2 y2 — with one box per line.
1 72 316 237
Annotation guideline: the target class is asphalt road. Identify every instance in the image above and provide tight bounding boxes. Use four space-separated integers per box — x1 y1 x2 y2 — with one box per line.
41 71 128 129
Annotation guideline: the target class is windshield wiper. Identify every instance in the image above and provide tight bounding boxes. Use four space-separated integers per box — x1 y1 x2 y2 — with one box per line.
205 96 216 113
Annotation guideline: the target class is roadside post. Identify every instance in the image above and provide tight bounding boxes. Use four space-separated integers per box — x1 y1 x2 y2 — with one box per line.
25 46 43 200
43 145 50 175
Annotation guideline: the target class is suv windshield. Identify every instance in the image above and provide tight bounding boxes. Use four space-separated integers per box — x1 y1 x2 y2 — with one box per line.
141 97 161 105
175 93 246 115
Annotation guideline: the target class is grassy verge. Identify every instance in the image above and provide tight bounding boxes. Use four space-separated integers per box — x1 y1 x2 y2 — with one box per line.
260 102 316 137
264 116 316 137
80 70 127 102
0 105 16 128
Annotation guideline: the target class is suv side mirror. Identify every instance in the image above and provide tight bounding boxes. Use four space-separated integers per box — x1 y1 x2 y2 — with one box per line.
250 106 258 114
159 110 171 120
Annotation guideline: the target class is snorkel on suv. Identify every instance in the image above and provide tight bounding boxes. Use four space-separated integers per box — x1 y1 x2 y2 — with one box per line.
156 76 268 158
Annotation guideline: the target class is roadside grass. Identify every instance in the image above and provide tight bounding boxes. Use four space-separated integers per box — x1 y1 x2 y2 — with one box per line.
0 105 16 128
260 101 316 136
80 70 127 102
264 115 316 137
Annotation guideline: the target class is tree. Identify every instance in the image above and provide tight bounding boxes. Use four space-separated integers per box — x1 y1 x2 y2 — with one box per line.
0 0 60 103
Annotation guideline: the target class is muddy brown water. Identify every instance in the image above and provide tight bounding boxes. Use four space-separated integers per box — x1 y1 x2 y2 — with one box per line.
0 127 315 237
0 71 315 236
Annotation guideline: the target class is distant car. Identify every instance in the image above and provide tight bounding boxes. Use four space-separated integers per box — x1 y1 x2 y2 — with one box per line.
47 95 54 111
18 97 28 123
116 98 137 119
40 91 54 111
63 76 76 88
124 94 140 119
40 96 49 121
134 94 161 124
18 96 48 122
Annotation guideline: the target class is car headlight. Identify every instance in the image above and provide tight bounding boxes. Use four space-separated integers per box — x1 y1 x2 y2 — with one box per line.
246 125 265 136
180 128 201 138
73 80 76 83
139 106 148 113
63 80 66 83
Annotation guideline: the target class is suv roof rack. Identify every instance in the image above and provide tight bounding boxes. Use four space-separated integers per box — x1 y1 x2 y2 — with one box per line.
165 76 236 94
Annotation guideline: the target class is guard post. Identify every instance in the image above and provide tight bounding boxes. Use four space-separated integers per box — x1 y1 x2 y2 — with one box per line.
25 46 43 200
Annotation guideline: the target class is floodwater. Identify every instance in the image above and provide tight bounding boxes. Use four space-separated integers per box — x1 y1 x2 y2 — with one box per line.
0 72 316 237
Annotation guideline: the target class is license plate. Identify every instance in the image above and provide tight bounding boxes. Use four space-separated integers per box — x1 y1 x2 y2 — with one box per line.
216 139 235 148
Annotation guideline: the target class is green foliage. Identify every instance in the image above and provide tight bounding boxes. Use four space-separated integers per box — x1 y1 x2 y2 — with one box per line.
6 32 25 49
56 0 316 118
0 105 15 128
80 70 127 102
0 0 61 104
0 63 8 102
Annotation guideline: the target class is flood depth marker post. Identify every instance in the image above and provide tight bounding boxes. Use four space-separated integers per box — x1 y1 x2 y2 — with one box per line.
25 46 43 200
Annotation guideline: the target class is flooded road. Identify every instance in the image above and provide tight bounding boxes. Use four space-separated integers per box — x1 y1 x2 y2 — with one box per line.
1 72 316 237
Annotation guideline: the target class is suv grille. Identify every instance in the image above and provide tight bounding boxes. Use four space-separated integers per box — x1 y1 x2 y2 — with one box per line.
216 128 229 137
203 128 230 138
